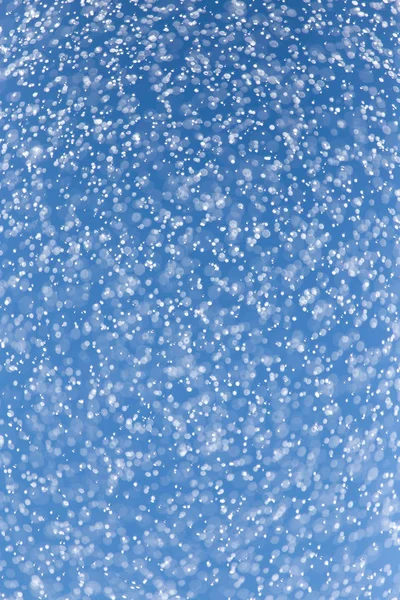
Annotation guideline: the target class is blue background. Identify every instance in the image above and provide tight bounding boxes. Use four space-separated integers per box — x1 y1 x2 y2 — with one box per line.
0 0 399 598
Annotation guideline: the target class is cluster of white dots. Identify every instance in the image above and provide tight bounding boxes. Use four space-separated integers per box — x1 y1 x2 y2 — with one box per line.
0 0 399 598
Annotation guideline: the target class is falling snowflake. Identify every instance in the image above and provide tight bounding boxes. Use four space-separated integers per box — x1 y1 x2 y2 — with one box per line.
0 0 399 598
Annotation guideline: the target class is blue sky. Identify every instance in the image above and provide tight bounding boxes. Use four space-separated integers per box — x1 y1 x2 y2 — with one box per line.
0 0 399 598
